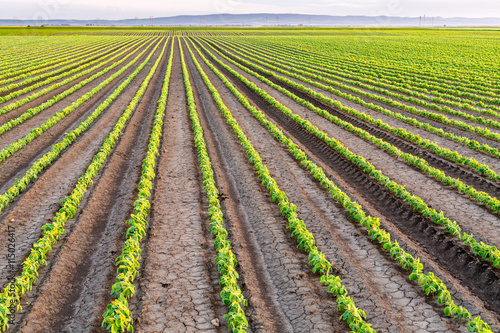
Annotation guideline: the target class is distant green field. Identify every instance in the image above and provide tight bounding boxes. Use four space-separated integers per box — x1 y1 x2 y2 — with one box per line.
230 27 500 80
2 26 499 78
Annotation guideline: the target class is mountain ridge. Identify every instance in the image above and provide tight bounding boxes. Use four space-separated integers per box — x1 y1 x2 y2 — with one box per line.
1 13 500 27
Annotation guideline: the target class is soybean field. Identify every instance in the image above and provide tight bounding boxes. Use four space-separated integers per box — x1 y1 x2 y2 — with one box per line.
0 28 499 333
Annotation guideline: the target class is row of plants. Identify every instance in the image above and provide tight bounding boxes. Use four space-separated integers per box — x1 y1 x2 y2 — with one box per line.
0 37 85 72
0 39 164 216
188 38 493 333
0 38 156 164
210 39 500 162
177 40 249 333
0 38 63 63
0 36 105 79
0 38 133 94
242 36 500 96
288 40 500 96
0 37 151 114
186 39 374 332
0 39 142 104
0 37 124 87
0 36 81 62
238 39 500 101
244 41 500 123
255 34 500 91
0 38 166 332
205 40 500 214
194 38 500 270
221 39 500 115
209 39 500 183
101 37 172 333
288 49 500 111
211 39 500 145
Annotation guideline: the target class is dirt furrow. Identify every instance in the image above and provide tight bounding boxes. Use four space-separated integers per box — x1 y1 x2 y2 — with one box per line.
186 42 355 333
134 43 224 333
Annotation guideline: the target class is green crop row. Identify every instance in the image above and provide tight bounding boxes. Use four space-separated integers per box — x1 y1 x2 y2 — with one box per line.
0 38 165 332
232 38 500 106
0 37 96 77
0 38 156 165
189 38 493 333
207 40 500 215
0 38 133 94
0 37 150 115
0 38 160 215
180 39 249 333
186 38 374 332
236 38 496 96
0 37 124 87
194 38 500 271
249 34 500 90
214 40 500 145
247 42 500 126
219 38 500 115
214 40 500 162
0 39 140 104
102 38 171 333
210 39 500 182
0 40 81 73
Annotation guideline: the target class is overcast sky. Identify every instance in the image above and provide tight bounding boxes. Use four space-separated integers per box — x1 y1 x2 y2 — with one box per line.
1 0 499 20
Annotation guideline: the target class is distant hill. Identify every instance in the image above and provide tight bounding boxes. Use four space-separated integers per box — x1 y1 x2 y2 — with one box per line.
1 13 500 27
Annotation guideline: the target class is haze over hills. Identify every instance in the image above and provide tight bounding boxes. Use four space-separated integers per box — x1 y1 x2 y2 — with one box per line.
1 13 500 27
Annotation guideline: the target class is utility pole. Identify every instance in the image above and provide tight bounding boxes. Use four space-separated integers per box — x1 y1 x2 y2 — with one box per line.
419 16 421 27
135 16 138 26
423 14 426 27
276 15 279 26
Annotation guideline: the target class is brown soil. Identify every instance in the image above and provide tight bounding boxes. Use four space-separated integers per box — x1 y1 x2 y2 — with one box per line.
134 41 225 333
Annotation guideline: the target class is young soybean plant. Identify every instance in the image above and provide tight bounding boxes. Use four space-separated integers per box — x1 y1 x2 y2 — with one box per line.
190 38 493 333
0 39 164 332
180 38 248 333
186 39 374 333
101 38 172 332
